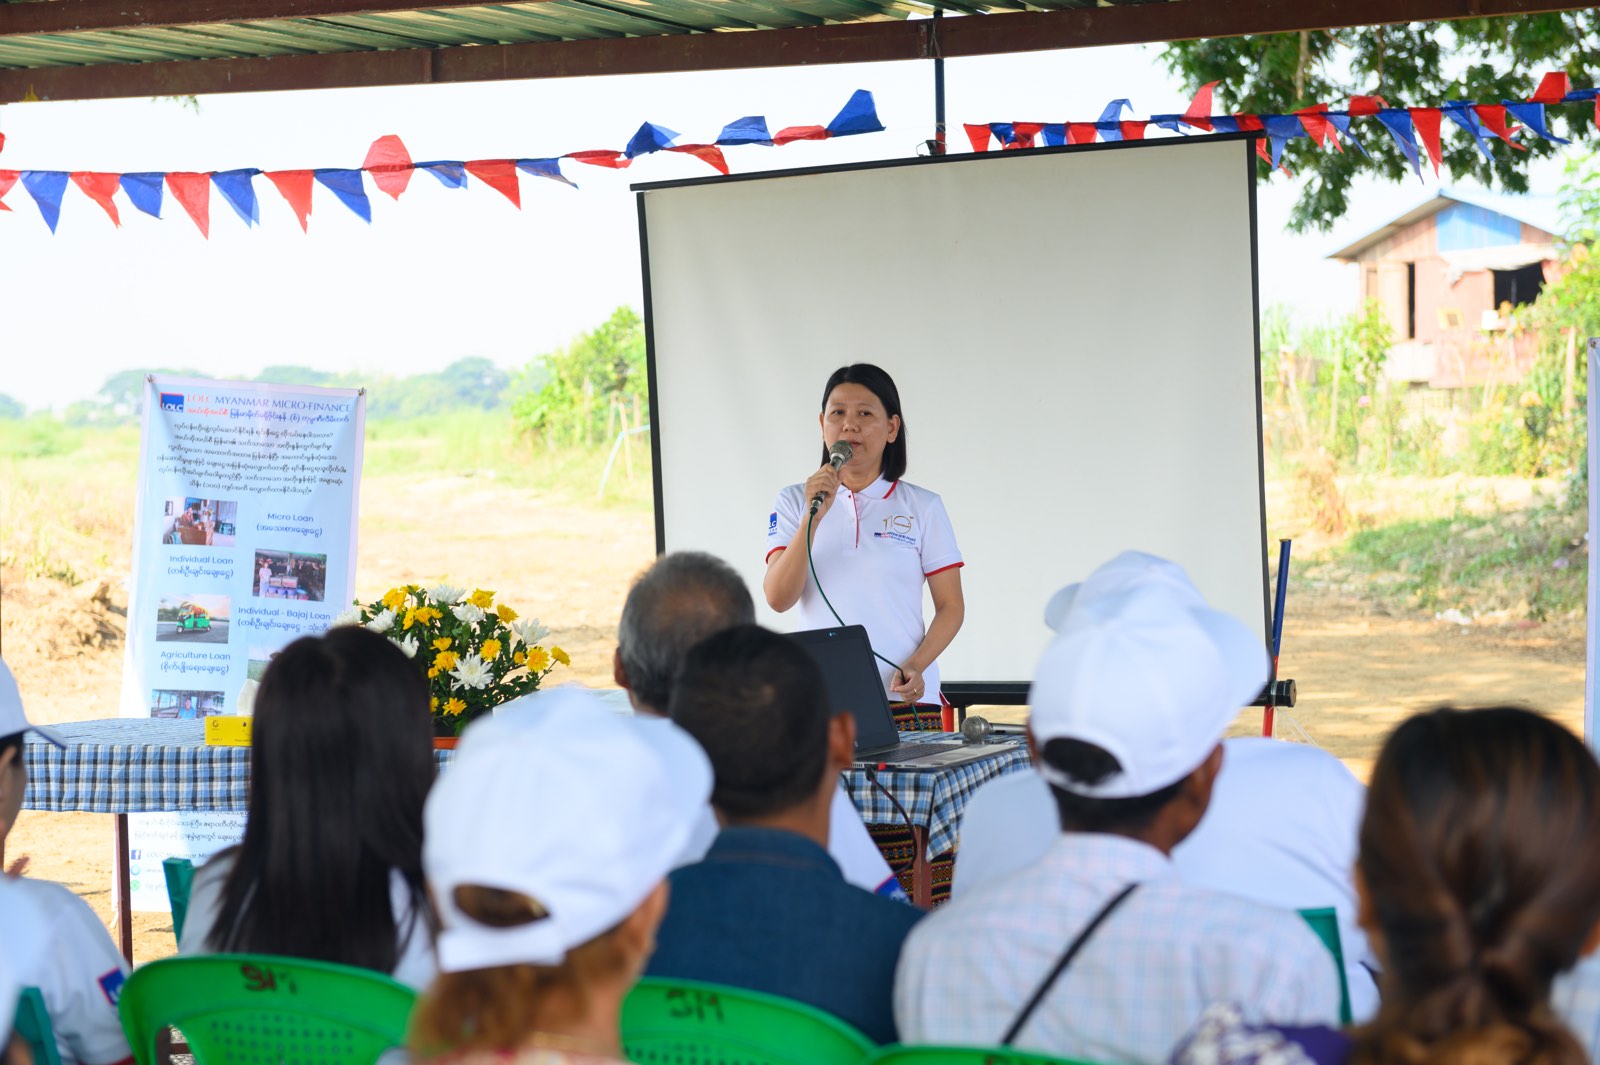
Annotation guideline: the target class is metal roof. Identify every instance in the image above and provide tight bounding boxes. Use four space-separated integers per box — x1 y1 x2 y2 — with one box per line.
0 0 1593 105
1327 189 1565 262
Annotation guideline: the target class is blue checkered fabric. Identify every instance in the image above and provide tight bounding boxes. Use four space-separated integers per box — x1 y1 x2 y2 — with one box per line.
843 733 1031 858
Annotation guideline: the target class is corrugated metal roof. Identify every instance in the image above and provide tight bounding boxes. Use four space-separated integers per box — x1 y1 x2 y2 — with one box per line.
0 0 1159 71
1327 188 1565 262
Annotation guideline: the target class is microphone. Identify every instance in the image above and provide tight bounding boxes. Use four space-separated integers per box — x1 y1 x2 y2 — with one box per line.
809 441 853 515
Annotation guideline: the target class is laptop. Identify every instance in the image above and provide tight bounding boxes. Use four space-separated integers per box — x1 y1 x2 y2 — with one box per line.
786 625 1015 769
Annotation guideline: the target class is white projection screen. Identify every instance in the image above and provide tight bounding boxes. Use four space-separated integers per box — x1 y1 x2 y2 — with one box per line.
637 134 1268 697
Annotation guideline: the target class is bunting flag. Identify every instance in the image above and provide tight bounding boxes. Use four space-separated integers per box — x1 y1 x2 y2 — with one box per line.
965 73 1594 180
0 90 883 235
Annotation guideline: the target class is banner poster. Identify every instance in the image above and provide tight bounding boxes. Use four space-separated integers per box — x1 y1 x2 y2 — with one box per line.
119 374 366 911
1588 339 1598 747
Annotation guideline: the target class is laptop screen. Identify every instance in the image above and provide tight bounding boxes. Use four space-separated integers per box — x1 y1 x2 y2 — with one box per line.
786 625 901 752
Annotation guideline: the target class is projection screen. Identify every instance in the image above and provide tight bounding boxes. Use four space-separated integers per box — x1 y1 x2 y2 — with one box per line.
638 134 1267 694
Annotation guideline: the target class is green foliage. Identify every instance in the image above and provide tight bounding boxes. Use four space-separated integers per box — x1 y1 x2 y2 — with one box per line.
0 395 24 419
1162 17 1600 231
512 307 647 448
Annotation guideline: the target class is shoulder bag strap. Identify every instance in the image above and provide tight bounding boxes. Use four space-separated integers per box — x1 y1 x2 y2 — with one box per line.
999 882 1141 1047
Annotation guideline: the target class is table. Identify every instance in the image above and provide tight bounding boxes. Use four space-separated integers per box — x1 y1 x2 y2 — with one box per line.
26 720 1030 956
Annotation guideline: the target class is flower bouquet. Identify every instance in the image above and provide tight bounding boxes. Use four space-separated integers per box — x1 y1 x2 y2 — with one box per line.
336 584 568 738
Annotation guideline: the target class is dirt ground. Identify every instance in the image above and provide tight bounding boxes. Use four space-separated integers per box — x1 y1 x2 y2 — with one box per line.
2 473 1588 964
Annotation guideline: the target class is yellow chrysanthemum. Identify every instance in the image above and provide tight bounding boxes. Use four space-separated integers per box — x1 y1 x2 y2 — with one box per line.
525 647 551 672
512 649 527 666
551 646 570 667
428 665 441 679
469 589 495 609
430 696 439 710
444 697 467 717
381 588 408 611
481 638 502 661
417 606 442 624
432 637 453 652
434 651 459 672
496 603 518 623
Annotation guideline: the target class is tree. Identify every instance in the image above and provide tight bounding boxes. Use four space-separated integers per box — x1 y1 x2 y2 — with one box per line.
0 394 24 419
512 307 647 447
1162 15 1600 232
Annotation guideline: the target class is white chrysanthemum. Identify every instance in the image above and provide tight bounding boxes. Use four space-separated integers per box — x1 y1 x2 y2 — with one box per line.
427 583 466 606
390 635 419 659
452 603 487 625
511 618 551 645
235 678 260 717
450 653 493 691
330 606 362 628
364 608 395 633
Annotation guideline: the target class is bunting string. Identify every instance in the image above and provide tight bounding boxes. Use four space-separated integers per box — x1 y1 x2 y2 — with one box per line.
0 90 883 235
965 71 1593 177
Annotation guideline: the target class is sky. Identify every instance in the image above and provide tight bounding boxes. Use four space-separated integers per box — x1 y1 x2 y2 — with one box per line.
0 39 1572 412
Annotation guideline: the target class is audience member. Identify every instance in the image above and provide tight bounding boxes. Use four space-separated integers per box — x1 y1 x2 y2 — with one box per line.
649 624 923 1044
894 555 1339 1062
408 689 710 1065
615 551 902 898
0 875 48 1065
0 659 132 1065
1175 705 1600 1065
955 552 1378 1017
181 626 437 987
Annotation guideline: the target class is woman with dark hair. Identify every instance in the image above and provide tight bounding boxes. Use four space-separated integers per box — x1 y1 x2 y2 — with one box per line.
1173 705 1600 1065
764 363 965 709
179 625 438 986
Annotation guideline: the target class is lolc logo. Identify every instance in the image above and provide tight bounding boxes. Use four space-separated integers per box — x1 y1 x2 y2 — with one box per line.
159 392 184 412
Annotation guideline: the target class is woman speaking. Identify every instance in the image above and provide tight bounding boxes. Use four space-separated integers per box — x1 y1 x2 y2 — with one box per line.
764 363 964 709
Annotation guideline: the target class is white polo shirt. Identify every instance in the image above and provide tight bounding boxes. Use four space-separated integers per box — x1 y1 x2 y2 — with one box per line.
767 476 962 702
11 876 132 1065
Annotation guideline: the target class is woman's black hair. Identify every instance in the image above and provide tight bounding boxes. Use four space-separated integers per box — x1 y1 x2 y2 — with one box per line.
209 625 437 973
819 363 907 483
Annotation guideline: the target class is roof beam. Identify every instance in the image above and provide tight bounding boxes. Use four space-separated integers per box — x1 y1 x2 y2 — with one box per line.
2 0 1596 105
0 0 539 37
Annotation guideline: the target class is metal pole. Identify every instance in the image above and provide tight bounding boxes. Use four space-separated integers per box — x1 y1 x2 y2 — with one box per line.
932 9 946 155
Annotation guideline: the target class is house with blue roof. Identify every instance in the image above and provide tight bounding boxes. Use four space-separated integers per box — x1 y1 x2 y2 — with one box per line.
1329 190 1562 389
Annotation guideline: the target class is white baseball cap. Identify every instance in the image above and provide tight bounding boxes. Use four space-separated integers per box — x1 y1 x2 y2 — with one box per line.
424 686 711 973
1030 552 1267 799
0 658 66 748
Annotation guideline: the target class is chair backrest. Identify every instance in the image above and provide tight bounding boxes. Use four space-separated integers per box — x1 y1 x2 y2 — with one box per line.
865 1045 1102 1065
1298 907 1353 1025
622 977 876 1065
163 857 196 943
117 954 416 1065
14 987 64 1065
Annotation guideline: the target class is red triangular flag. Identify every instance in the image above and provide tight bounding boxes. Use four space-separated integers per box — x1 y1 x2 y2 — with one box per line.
1234 113 1265 132
0 169 16 212
166 172 212 237
774 125 830 145
963 124 992 152
668 144 729 175
1295 104 1333 148
1184 80 1219 130
1531 72 1571 104
565 150 631 169
1474 104 1527 149
0 133 6 156
464 159 521 209
1011 122 1045 149
1067 123 1098 145
265 170 314 232
363 135 414 201
1119 121 1148 141
1348 95 1389 117
70 171 122 227
1409 108 1444 175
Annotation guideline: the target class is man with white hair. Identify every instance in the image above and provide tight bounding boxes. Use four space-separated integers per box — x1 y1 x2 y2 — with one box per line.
893 551 1340 1063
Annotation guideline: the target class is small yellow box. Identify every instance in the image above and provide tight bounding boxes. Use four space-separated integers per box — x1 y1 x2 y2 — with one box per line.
205 716 253 747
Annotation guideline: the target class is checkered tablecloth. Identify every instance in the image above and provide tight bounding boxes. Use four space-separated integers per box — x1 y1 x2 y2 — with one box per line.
27 720 1027 859
843 733 1031 858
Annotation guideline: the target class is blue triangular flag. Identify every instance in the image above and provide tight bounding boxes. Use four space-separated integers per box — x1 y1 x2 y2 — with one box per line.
1096 99 1131 142
1504 101 1570 144
120 172 164 218
1211 116 1241 135
1376 109 1423 178
516 158 576 189
1566 89 1599 102
1324 113 1368 156
990 123 1015 147
212 168 260 227
1149 114 1187 133
1041 123 1067 147
716 116 772 146
1260 114 1305 169
314 168 371 222
415 161 468 189
826 90 884 137
626 122 679 159
21 170 68 233
1441 102 1493 162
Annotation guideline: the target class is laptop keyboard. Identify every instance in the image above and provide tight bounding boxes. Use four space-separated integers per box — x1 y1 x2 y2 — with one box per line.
882 740 962 761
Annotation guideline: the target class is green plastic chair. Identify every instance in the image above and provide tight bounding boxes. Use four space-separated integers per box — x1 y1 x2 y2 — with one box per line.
1298 907 1352 1025
865 1045 1101 1065
14 987 64 1065
117 954 416 1065
622 977 876 1065
163 857 196 942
